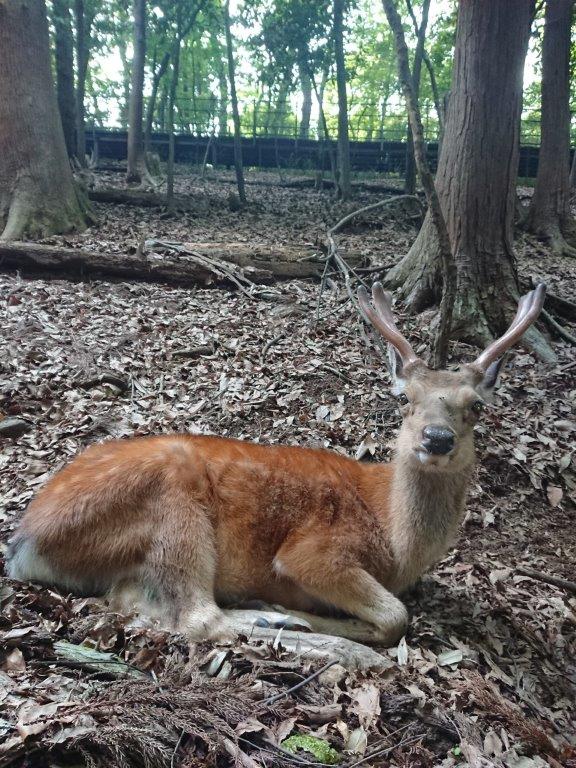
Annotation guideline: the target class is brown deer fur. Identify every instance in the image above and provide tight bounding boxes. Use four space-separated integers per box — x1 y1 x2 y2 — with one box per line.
7 284 547 669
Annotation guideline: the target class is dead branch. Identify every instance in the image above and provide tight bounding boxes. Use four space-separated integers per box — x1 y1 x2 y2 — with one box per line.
260 660 338 706
516 566 576 595
540 309 576 345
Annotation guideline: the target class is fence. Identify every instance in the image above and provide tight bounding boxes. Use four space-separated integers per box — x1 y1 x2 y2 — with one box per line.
87 128 553 178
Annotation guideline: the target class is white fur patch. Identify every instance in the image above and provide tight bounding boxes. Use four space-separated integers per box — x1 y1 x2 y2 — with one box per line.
8 538 94 594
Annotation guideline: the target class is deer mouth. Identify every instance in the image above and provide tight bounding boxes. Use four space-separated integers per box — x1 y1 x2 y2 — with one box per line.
414 448 453 468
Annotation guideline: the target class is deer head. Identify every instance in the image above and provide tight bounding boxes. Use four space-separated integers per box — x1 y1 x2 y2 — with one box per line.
358 283 546 472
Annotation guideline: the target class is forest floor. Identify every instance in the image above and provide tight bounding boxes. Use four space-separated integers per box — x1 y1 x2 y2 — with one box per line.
0 167 575 768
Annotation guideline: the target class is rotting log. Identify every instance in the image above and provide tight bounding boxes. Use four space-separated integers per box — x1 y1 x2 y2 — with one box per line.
88 188 192 210
0 240 351 287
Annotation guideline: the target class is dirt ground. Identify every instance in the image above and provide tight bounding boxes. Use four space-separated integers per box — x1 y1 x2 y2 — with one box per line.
0 167 575 768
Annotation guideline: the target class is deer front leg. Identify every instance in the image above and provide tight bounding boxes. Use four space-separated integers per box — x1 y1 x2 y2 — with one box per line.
274 542 408 646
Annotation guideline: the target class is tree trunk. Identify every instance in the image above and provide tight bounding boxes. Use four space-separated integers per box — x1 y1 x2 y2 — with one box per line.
382 0 455 367
223 0 246 204
524 0 576 256
73 0 89 165
52 0 76 157
167 40 181 209
145 51 170 155
217 56 228 135
570 149 576 190
333 0 352 200
298 58 312 139
404 0 430 194
384 0 552 359
126 0 148 184
118 37 131 129
0 0 90 240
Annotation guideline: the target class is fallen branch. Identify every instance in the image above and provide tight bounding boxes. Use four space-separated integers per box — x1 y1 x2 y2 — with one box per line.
0 241 330 288
541 309 576 345
259 660 338 706
88 188 194 210
516 567 576 595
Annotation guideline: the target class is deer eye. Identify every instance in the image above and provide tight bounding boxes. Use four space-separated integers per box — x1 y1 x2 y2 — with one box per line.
397 393 409 406
471 400 484 415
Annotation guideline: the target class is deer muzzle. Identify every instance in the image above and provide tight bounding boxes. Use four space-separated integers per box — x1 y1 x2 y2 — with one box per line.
421 425 455 456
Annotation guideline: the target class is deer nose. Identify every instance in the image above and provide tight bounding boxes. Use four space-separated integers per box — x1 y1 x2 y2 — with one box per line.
421 425 455 455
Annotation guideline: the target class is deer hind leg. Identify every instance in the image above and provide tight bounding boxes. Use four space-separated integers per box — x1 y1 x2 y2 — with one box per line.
273 540 408 646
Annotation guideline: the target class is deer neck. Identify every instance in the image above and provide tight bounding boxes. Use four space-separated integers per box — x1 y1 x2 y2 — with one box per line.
387 452 474 592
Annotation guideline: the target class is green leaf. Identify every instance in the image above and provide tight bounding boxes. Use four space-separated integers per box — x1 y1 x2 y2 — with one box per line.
282 734 341 764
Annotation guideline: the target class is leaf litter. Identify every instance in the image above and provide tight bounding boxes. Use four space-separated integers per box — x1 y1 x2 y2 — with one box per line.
0 168 575 767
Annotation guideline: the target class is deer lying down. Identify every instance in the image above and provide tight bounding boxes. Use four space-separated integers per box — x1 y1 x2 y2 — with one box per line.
7 284 546 670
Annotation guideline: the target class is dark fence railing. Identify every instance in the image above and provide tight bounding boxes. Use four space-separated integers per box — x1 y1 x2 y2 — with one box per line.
86 129 552 178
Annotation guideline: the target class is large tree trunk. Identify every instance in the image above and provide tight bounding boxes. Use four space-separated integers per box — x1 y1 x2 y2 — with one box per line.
0 0 90 240
223 0 246 204
385 0 552 358
126 0 148 184
524 0 575 256
333 0 352 200
52 0 76 157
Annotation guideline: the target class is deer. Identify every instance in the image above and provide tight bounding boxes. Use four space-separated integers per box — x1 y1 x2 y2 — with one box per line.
7 283 546 670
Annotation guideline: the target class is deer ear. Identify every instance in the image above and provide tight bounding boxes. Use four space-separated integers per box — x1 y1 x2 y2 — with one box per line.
478 357 506 400
387 344 407 395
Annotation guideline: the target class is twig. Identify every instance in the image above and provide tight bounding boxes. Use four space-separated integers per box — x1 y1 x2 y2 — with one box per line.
261 332 286 360
259 659 338 706
171 729 186 768
346 733 424 768
328 195 422 237
540 308 576 345
516 566 576 595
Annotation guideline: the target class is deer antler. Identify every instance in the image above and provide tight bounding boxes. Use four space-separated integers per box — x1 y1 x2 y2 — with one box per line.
472 284 546 371
358 283 421 366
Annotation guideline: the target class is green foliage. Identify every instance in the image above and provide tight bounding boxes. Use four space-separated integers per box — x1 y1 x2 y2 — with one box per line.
281 734 341 764
47 0 572 145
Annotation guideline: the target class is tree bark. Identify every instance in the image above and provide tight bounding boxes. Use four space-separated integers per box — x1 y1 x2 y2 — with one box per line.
384 0 552 360
0 0 90 240
524 0 576 256
333 0 352 200
223 0 246 204
126 0 148 184
52 0 76 157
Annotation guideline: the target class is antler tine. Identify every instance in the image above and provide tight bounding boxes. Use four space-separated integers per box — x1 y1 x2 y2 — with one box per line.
358 283 420 365
473 284 546 371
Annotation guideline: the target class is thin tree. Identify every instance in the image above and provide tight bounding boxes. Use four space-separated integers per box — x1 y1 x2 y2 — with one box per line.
166 13 182 209
403 0 431 195
223 0 246 205
525 0 576 256
333 0 351 200
126 0 149 184
382 0 455 367
73 0 96 166
0 0 91 240
384 0 553 359
52 0 76 157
